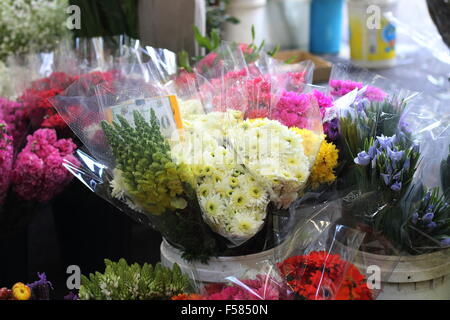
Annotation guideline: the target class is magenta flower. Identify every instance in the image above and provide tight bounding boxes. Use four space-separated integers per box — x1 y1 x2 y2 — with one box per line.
0 97 28 146
11 128 79 202
329 80 386 102
0 123 13 204
272 91 313 128
312 89 333 118
207 275 292 300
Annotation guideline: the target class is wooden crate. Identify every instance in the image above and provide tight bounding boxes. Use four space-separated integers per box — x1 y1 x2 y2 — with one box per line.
274 50 333 84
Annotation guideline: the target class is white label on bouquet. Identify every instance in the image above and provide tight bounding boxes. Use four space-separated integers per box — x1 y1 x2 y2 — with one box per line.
106 95 183 138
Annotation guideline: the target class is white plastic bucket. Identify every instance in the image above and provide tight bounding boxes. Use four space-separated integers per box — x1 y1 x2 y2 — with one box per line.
352 249 450 300
160 239 276 283
347 0 398 69
223 0 268 45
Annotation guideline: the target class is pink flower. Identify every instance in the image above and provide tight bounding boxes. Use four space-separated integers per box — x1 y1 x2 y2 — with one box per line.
207 275 292 300
312 90 334 118
0 98 28 145
329 79 386 102
0 123 13 204
272 91 313 128
11 128 79 203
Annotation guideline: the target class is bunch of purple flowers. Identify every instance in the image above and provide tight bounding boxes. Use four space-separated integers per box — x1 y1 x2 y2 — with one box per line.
354 135 420 197
408 188 450 252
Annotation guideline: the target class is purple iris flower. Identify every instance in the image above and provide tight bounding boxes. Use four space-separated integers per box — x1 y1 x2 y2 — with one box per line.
422 212 435 224
391 181 402 191
355 151 371 166
393 171 402 181
381 173 391 186
377 135 394 149
387 148 404 162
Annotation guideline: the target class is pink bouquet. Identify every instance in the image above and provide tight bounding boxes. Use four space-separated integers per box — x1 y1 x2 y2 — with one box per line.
11 129 79 203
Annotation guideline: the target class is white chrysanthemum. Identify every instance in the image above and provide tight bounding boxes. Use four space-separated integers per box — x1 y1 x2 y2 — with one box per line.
230 212 264 238
248 184 269 207
201 193 225 217
230 189 250 209
110 168 128 200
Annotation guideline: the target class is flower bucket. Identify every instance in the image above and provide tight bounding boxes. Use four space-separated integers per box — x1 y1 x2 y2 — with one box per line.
160 239 276 284
352 249 450 300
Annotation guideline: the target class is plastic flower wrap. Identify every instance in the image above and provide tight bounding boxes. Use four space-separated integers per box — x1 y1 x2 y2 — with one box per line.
274 199 373 300
19 70 120 133
278 251 372 300
404 188 450 253
203 274 293 300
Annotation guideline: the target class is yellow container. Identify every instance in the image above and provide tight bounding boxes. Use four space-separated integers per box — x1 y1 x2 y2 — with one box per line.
348 0 398 69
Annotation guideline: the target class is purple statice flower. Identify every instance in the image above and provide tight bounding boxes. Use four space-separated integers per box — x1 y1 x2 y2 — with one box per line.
27 272 54 300
324 118 339 141
0 123 13 204
64 291 79 300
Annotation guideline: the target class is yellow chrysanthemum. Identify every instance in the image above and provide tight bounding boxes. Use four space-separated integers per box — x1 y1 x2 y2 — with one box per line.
290 127 324 163
310 139 339 189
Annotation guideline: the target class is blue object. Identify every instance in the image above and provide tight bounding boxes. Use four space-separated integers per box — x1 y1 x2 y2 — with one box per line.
310 0 344 54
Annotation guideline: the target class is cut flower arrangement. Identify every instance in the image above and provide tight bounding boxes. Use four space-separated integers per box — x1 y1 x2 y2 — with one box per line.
53 43 333 261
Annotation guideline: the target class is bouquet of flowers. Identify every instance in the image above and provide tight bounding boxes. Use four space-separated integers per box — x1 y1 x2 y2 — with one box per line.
322 64 450 257
52 43 325 261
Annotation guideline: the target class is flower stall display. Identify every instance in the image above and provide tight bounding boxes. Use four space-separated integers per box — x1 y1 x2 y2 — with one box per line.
51 43 325 264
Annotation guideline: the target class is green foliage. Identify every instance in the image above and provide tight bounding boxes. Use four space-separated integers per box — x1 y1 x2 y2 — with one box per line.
205 0 239 36
179 25 278 70
78 259 191 300
101 109 187 215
